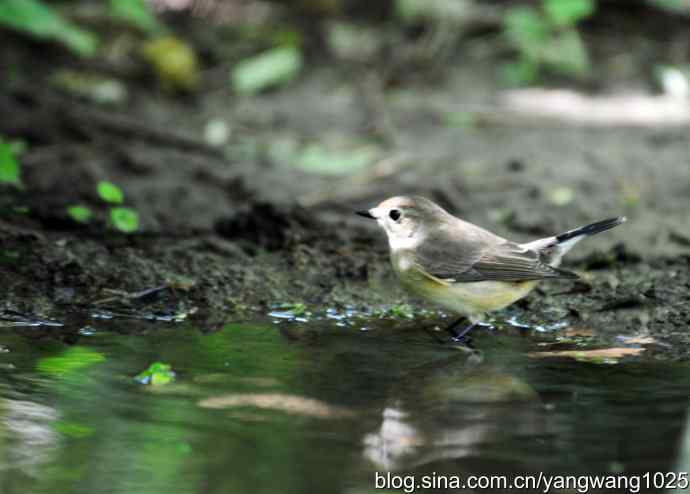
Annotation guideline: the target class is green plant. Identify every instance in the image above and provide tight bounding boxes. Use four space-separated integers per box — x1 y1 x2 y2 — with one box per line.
502 0 595 85
98 180 139 232
0 137 21 187
66 205 93 224
0 0 98 56
232 46 303 95
97 180 124 204
109 0 163 35
0 0 162 56
109 206 139 233
66 180 139 232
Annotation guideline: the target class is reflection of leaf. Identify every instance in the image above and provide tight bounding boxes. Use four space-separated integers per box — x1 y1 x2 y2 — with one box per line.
0 138 21 186
294 144 378 176
198 393 354 419
232 47 303 95
529 347 645 363
38 347 106 377
110 207 139 233
109 0 162 34
0 0 98 56
54 420 94 438
543 0 595 27
135 362 176 385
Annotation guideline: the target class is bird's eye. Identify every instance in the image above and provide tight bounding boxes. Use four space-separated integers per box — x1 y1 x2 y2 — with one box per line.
389 209 401 221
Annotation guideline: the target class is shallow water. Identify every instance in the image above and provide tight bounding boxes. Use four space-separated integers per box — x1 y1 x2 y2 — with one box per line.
0 315 689 494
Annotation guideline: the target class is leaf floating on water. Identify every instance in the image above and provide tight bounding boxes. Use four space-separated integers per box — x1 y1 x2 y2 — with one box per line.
134 362 175 385
198 393 355 419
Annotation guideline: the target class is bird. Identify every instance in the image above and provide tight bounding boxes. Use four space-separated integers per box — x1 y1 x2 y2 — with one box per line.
357 196 626 340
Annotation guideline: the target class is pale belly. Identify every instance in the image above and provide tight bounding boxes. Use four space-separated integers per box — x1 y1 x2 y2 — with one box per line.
393 255 538 316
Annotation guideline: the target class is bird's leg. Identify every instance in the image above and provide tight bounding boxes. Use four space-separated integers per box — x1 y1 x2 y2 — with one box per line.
444 316 468 339
453 320 478 341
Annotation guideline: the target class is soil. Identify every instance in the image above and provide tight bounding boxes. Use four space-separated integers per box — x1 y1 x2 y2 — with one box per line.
1 6 689 358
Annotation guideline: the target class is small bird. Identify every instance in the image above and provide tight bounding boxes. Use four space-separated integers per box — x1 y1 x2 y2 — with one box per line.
357 196 626 340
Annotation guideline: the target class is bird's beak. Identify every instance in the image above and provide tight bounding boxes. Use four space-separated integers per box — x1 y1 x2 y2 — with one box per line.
356 209 376 219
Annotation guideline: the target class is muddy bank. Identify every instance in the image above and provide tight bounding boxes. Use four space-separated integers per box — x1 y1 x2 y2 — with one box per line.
1 12 690 359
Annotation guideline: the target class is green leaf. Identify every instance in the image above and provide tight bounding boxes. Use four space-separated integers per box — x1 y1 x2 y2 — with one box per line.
0 0 98 56
277 303 306 317
232 46 303 95
97 181 124 204
543 0 595 27
110 207 139 233
134 362 175 385
500 60 539 86
0 139 21 186
67 205 92 223
109 0 163 34
38 346 106 377
503 6 550 60
648 0 690 13
294 144 378 176
545 29 590 76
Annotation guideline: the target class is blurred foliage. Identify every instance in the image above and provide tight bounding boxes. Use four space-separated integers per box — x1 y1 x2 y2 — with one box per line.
51 70 128 105
110 0 163 34
0 0 163 57
395 0 471 25
232 46 303 95
293 143 377 175
0 0 98 56
649 0 690 13
502 0 595 85
141 36 201 92
0 137 21 187
54 420 95 439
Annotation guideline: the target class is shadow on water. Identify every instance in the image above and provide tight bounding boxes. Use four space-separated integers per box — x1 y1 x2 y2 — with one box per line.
0 314 689 494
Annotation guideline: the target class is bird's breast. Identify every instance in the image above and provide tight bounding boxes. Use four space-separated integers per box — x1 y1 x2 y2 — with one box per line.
391 250 537 315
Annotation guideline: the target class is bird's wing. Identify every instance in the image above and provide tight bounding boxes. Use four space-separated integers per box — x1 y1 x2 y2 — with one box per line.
412 226 577 283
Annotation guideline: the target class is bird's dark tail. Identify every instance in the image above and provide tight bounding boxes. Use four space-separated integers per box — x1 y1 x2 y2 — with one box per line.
556 217 627 244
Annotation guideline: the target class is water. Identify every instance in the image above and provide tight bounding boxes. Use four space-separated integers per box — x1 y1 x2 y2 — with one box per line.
0 315 688 494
